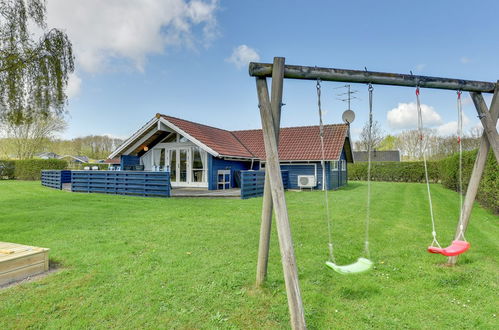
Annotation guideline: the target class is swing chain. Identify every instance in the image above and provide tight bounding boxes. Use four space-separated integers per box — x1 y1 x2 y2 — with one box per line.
317 78 334 262
456 90 467 242
316 79 324 137
417 87 441 249
364 83 373 258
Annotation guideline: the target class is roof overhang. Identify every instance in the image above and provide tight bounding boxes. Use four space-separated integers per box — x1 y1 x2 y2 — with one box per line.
109 115 221 159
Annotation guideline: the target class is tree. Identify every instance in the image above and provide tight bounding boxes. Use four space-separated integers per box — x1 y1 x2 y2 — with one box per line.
0 112 67 159
378 135 398 151
0 0 74 124
355 119 384 151
48 135 124 160
395 128 438 160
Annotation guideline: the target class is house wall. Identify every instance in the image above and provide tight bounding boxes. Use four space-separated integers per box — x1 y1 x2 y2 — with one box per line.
329 149 348 189
207 156 254 190
279 148 348 190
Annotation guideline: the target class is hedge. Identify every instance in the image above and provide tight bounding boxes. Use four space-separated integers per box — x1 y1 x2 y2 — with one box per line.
0 160 16 179
348 151 498 214
439 150 498 214
65 162 109 170
0 159 68 180
0 159 113 180
348 161 441 183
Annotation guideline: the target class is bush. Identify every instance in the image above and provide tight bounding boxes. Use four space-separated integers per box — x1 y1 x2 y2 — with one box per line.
14 159 68 180
349 151 498 214
0 160 15 179
348 161 440 183
77 163 109 170
439 150 498 214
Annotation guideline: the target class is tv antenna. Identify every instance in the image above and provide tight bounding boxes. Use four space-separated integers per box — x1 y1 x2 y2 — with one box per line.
335 84 358 110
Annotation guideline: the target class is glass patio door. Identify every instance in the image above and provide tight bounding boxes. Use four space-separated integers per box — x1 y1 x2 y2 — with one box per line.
166 146 207 187
178 148 188 183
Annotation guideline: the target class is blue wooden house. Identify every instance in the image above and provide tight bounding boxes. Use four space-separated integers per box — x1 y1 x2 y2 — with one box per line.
108 114 353 190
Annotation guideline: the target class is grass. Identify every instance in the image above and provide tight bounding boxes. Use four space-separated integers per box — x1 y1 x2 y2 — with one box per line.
0 180 497 329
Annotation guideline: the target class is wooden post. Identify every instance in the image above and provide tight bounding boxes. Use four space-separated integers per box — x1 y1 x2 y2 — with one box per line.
256 57 285 286
448 83 499 265
470 92 499 162
256 77 306 329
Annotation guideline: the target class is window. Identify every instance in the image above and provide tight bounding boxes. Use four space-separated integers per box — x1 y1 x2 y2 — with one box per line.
179 135 189 143
191 147 206 182
159 149 165 168
330 160 338 171
341 159 346 171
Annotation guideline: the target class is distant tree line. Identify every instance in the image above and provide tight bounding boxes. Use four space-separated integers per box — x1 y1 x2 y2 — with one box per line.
354 120 483 160
0 125 123 160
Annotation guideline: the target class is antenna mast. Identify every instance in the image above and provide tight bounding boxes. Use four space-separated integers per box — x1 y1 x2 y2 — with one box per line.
336 84 358 110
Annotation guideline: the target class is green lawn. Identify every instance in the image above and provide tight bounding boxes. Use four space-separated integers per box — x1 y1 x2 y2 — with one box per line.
0 181 497 329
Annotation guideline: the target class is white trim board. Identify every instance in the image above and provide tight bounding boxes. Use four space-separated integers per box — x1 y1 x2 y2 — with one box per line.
159 117 220 157
109 117 159 159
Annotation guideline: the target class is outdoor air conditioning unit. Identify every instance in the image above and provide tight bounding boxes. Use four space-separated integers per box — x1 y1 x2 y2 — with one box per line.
297 175 316 188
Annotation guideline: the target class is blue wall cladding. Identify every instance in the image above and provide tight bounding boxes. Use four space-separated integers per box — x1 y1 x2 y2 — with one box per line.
71 171 170 197
41 170 71 190
120 155 140 170
240 170 289 199
208 156 254 190
280 163 327 190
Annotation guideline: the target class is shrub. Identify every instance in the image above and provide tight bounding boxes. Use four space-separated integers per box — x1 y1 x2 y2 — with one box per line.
0 160 15 179
349 151 498 214
14 159 68 180
439 150 498 214
77 163 109 170
348 161 440 183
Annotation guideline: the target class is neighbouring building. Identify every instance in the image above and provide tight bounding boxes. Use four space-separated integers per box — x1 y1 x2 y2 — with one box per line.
36 152 60 159
109 114 354 190
353 150 401 162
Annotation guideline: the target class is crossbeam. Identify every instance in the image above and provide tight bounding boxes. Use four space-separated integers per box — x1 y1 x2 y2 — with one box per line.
249 62 496 93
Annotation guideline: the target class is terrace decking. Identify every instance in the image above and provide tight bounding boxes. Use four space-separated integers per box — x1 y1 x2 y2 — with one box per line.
0 242 49 286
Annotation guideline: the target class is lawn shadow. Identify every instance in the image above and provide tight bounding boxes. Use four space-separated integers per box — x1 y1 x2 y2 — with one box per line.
339 286 381 300
339 182 363 191
49 258 63 270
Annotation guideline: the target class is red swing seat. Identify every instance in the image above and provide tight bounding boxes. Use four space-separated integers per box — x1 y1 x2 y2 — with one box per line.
427 240 470 256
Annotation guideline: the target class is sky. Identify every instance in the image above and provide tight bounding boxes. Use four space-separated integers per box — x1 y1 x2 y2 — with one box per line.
46 0 499 142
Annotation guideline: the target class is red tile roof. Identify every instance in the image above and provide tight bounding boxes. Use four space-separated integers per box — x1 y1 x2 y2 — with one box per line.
160 115 253 158
160 114 349 161
233 125 348 161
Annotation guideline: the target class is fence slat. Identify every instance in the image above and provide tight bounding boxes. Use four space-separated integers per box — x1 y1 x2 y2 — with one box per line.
240 170 288 199
41 170 72 190
70 170 170 198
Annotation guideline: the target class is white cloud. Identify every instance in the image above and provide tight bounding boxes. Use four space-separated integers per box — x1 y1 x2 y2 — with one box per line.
387 102 443 130
436 113 470 136
436 121 457 136
460 56 471 64
66 73 81 99
47 0 219 73
226 45 260 69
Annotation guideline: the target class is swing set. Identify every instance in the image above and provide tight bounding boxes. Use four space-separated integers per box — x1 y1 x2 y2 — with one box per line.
250 57 499 330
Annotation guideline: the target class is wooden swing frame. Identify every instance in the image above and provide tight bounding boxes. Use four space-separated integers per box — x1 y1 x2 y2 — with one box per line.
250 57 499 330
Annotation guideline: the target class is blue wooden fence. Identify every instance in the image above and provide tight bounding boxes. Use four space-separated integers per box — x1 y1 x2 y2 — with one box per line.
41 170 72 190
240 170 288 199
71 171 170 197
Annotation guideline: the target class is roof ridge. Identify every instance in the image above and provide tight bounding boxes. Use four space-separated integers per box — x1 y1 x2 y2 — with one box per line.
160 114 233 134
231 123 347 133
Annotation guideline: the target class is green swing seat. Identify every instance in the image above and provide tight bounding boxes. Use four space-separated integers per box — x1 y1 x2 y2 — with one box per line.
325 257 373 275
